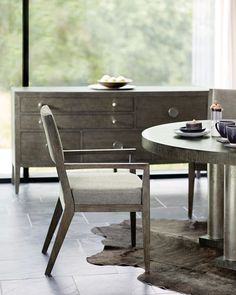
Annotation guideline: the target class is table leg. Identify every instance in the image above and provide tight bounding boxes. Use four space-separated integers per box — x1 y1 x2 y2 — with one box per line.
199 163 224 249
216 165 236 270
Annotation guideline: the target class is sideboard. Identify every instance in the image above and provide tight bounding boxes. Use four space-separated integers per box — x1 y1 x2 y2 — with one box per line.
12 86 208 193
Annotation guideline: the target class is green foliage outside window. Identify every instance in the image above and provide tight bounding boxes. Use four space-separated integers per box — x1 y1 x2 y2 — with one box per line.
0 0 191 88
29 0 192 86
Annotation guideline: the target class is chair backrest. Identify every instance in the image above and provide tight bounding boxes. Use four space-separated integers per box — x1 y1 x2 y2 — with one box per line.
40 105 64 165
208 89 236 119
40 105 73 206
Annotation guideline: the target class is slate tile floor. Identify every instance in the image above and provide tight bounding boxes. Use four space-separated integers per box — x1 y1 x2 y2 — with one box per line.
0 177 208 295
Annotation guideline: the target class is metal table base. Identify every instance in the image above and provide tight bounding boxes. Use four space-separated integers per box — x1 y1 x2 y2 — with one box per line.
216 165 236 270
199 164 224 248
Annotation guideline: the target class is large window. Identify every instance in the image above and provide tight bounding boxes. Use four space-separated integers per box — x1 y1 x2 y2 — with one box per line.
30 0 192 86
0 1 21 177
0 1 215 178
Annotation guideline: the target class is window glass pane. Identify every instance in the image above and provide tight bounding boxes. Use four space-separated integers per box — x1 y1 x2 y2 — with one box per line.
0 1 22 177
30 0 192 86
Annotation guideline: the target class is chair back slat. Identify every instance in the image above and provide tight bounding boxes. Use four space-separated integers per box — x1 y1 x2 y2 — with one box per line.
40 105 64 165
40 105 73 206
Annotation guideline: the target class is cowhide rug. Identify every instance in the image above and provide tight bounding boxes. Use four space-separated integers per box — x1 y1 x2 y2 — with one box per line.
87 219 236 295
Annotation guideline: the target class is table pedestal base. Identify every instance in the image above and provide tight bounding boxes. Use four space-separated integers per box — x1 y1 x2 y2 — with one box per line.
215 256 236 271
199 234 223 249
203 164 224 245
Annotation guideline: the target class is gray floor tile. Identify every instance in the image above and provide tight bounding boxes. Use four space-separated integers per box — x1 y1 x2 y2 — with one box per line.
28 212 86 226
192 205 208 220
151 178 208 210
52 255 118 276
1 277 80 295
150 207 188 220
155 195 188 208
150 197 164 208
153 291 185 295
74 273 156 295
115 265 146 274
83 212 131 224
0 212 31 228
77 233 105 256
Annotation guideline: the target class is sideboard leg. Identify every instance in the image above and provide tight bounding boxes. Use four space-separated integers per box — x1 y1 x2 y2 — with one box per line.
11 164 15 184
199 163 224 249
14 165 20 194
216 165 236 270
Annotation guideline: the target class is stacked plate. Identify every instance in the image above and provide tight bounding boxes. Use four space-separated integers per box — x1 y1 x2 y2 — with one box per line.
216 138 236 148
174 126 210 138
224 143 236 148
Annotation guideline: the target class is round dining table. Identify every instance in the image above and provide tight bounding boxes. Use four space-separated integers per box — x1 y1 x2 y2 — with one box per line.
142 120 236 271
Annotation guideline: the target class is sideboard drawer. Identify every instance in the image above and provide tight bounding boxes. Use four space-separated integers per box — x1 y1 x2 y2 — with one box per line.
82 130 151 162
20 96 134 113
20 114 134 130
20 132 82 166
136 93 208 128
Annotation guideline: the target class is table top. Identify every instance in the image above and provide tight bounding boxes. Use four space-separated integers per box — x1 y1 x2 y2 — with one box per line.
142 120 236 165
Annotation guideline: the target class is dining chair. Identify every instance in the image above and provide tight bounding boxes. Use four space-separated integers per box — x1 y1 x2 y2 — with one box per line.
188 88 236 218
40 105 150 276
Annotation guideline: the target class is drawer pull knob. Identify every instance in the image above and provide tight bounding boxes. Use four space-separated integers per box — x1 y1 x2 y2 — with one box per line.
38 119 42 125
113 141 123 149
112 119 117 124
112 102 117 107
168 107 179 118
38 102 43 108
45 143 48 147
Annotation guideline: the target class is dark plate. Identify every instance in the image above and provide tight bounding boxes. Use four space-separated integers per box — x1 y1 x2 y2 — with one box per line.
180 126 206 133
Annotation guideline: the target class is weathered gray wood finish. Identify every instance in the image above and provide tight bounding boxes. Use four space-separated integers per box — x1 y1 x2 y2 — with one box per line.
12 86 208 193
40 105 150 276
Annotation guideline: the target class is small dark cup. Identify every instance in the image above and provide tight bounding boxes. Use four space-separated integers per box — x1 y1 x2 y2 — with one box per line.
215 120 235 138
226 125 236 144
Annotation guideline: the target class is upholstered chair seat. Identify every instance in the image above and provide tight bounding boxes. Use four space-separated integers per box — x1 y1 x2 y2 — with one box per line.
67 171 142 205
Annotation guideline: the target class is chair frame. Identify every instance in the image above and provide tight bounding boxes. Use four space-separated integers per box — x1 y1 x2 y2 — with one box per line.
40 105 150 276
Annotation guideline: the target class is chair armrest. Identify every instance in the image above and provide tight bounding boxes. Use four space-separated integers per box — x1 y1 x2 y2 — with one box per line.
64 162 149 171
63 148 136 155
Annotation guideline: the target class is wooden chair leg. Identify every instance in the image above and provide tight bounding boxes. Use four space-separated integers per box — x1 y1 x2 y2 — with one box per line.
130 212 136 247
45 209 73 276
142 210 150 274
42 198 63 254
188 162 196 219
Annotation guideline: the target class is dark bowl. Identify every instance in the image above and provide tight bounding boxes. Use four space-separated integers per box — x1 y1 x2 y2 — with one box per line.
98 79 132 89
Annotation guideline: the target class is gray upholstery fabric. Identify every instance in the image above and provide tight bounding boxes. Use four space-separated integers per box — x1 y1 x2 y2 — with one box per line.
67 171 142 205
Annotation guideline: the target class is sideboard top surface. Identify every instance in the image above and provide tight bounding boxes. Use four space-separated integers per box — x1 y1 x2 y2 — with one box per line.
12 86 209 94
